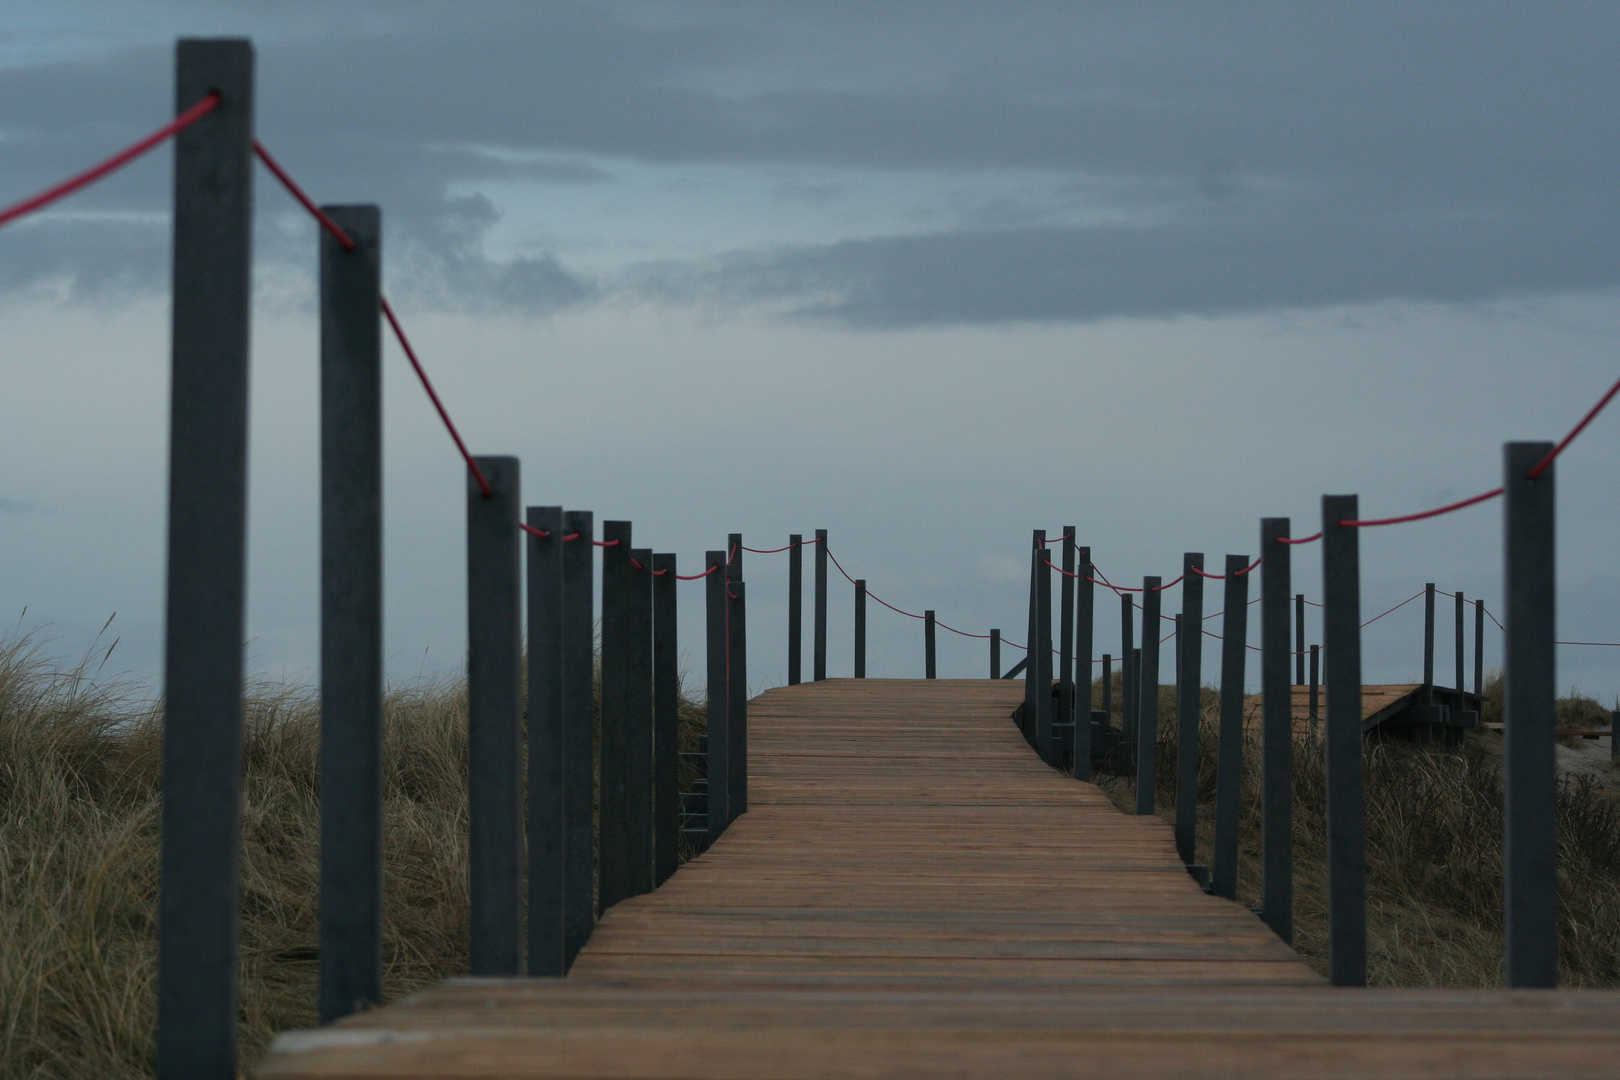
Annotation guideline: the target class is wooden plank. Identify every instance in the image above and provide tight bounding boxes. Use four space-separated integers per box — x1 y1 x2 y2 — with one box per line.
258 678 1620 1079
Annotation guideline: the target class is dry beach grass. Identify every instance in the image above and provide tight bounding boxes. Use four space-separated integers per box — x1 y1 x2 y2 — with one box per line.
4 632 1619 1077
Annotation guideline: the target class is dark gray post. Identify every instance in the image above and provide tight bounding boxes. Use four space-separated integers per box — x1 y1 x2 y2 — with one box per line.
1309 645 1320 728
727 578 748 821
990 629 1000 679
1420 582 1437 744
598 521 633 912
653 552 679 886
1612 710 1619 766
1259 518 1293 944
704 551 730 843
1295 593 1306 687
1322 494 1367 985
1136 578 1162 814
788 535 803 685
1474 599 1485 698
525 507 565 977
1101 653 1113 725
158 39 254 1080
1025 531 1044 742
1120 593 1135 740
1175 554 1204 865
1059 529 1077 739
1211 555 1249 901
626 547 655 898
1037 540 1056 762
561 511 595 967
1455 590 1466 694
317 205 383 1022
854 580 867 677
1075 546 1095 781
814 529 828 680
925 610 937 679
467 456 522 974
1503 441 1557 988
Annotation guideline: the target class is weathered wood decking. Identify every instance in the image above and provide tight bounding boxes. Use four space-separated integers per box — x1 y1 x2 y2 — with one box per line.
259 678 1620 1079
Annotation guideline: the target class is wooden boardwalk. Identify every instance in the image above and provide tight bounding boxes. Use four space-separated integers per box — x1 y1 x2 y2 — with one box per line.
260 679 1620 1079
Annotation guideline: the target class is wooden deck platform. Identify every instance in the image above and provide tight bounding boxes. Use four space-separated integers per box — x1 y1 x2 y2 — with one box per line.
258 678 1620 1079
1243 684 1483 735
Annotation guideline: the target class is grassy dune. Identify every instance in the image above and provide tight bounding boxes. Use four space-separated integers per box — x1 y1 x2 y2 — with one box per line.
5 632 1620 1077
1094 675 1620 987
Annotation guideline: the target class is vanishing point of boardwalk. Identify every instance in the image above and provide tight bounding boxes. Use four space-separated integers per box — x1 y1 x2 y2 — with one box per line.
260 679 1620 1079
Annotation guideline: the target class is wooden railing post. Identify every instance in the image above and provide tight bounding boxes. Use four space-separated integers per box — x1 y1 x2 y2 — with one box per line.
1503 441 1557 987
1120 593 1135 742
990 629 1000 679
728 578 749 821
1135 577 1162 814
653 552 680 886
626 547 655 898
814 529 828 680
1036 536 1055 761
1075 545 1096 781
1322 494 1367 985
1474 598 1485 698
1059 528 1077 756
1024 531 1043 742
1295 593 1306 687
525 507 565 977
317 203 383 1021
598 521 634 912
1418 581 1438 743
1175 554 1204 866
925 610 937 679
1309 645 1320 730
1211 554 1250 901
704 550 730 843
788 535 803 685
1101 653 1113 728
561 511 596 967
468 456 523 973
158 37 254 1080
1259 518 1293 943
854 579 867 678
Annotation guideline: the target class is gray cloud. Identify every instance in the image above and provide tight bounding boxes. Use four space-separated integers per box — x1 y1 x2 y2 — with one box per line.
0 498 36 515
0 2 1615 320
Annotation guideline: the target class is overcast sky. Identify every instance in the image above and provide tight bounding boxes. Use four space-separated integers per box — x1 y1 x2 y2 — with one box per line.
3 2 1619 701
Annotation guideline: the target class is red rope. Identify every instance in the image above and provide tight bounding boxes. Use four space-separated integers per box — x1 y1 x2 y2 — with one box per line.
1278 532 1322 545
252 139 356 250
562 532 581 542
380 297 492 498
1339 486 1504 529
630 557 644 570
595 539 620 548
519 523 549 539
1528 372 1620 480
740 536 823 554
1360 590 1424 629
1189 557 1262 580
0 93 221 229
676 564 719 580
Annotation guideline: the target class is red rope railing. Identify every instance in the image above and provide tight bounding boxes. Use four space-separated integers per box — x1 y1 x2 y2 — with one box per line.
0 93 221 229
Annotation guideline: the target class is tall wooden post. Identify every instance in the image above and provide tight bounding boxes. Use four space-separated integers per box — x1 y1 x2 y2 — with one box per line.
1259 519 1293 943
317 204 383 1021
788 535 803 685
1175 554 1204 866
814 529 828 680
598 522 634 912
158 38 255 1080
1503 442 1557 987
561 511 595 967
653 553 680 886
1211 555 1250 901
525 507 565 976
1322 495 1366 985
1135 578 1162 814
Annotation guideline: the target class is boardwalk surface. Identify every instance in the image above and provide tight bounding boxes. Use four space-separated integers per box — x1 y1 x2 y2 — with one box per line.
260 679 1620 1079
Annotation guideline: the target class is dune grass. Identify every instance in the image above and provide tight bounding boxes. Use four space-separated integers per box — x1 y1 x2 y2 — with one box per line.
0 630 705 1078
7 629 1620 1077
1091 672 1620 987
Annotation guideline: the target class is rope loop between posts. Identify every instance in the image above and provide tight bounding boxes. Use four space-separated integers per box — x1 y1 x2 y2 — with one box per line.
379 297 492 498
253 139 356 250
0 92 221 229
